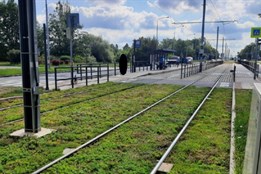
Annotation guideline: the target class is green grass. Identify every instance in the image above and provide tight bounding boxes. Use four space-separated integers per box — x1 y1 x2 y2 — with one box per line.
0 85 235 173
0 82 141 123
0 66 73 77
0 83 181 173
0 62 20 66
234 89 252 174
166 88 232 174
0 87 22 98
44 86 209 173
0 68 22 76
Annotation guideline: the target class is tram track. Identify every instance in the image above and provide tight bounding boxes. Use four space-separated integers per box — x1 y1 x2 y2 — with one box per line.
0 73 190 126
150 70 226 174
31 67 228 174
0 83 147 127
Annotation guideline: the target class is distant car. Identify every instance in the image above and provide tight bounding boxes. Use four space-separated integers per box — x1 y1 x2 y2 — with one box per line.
166 56 180 66
186 57 193 64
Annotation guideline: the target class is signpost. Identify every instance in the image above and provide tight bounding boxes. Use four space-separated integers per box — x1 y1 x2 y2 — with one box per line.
251 27 261 38
66 13 80 66
250 27 261 79
132 39 141 72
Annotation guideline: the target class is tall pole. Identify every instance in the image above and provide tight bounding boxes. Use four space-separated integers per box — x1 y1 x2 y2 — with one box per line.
200 0 206 72
156 20 159 49
156 16 169 49
18 0 41 133
45 0 50 68
254 38 258 80
222 37 224 59
216 26 219 59
70 28 73 66
43 24 49 90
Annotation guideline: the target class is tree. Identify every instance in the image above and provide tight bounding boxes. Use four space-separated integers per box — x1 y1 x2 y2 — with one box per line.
49 1 71 56
0 0 19 61
135 37 157 64
238 43 260 60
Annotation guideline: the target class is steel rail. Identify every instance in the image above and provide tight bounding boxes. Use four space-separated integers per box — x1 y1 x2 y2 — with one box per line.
0 96 23 101
0 83 121 111
150 72 224 174
32 76 205 174
0 104 23 111
0 84 143 127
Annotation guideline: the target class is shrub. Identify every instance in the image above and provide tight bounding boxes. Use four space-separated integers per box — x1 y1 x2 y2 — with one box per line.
74 55 84 63
7 49 20 64
51 59 61 66
60 55 71 62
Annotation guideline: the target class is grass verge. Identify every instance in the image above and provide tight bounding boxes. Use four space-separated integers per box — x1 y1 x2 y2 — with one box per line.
234 89 252 174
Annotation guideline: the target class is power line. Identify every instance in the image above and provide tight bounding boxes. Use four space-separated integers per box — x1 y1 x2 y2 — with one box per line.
173 20 237 25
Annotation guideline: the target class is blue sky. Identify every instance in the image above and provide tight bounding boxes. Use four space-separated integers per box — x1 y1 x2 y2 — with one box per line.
35 0 261 57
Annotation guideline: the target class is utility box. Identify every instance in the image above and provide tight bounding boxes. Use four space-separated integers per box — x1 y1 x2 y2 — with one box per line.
243 83 261 174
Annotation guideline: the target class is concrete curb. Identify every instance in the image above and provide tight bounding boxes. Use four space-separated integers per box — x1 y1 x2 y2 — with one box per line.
229 74 236 174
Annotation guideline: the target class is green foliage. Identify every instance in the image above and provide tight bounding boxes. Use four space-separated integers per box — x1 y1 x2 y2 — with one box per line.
7 49 20 64
234 89 252 174
0 0 19 60
135 37 157 63
159 38 218 60
49 1 71 56
238 43 260 60
60 55 71 61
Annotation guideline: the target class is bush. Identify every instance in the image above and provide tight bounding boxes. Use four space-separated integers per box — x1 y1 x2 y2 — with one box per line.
60 55 71 62
51 59 61 66
74 55 84 63
7 49 20 64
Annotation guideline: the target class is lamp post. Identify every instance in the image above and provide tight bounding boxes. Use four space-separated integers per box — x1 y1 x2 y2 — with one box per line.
254 13 261 79
45 0 50 67
156 16 169 49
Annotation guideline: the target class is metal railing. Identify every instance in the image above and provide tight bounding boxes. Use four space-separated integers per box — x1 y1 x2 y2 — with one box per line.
180 61 223 79
54 64 114 90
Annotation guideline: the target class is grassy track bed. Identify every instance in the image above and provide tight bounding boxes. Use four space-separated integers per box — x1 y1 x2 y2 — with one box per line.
0 83 180 173
159 88 231 174
0 87 22 99
43 86 209 173
234 89 251 174
0 82 140 124
0 82 119 109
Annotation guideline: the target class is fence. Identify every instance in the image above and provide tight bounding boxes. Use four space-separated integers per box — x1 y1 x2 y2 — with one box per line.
54 64 114 90
180 60 223 79
238 60 259 77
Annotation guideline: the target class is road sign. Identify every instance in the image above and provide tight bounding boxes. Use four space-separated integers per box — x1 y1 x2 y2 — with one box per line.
251 27 261 38
66 13 80 28
134 39 141 48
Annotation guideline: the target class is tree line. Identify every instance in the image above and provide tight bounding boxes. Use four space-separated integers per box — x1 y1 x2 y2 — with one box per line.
238 42 261 60
0 0 219 65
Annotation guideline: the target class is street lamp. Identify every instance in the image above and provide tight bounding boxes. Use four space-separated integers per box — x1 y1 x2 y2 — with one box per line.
156 16 169 49
258 13 261 18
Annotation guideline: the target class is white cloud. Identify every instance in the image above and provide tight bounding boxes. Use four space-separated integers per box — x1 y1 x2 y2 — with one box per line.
35 0 261 54
37 14 45 25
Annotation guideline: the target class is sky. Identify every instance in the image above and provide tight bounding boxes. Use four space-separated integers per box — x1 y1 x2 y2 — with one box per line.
35 0 261 57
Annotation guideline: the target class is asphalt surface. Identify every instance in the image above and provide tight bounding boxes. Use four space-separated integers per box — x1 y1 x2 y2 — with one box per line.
0 63 260 90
